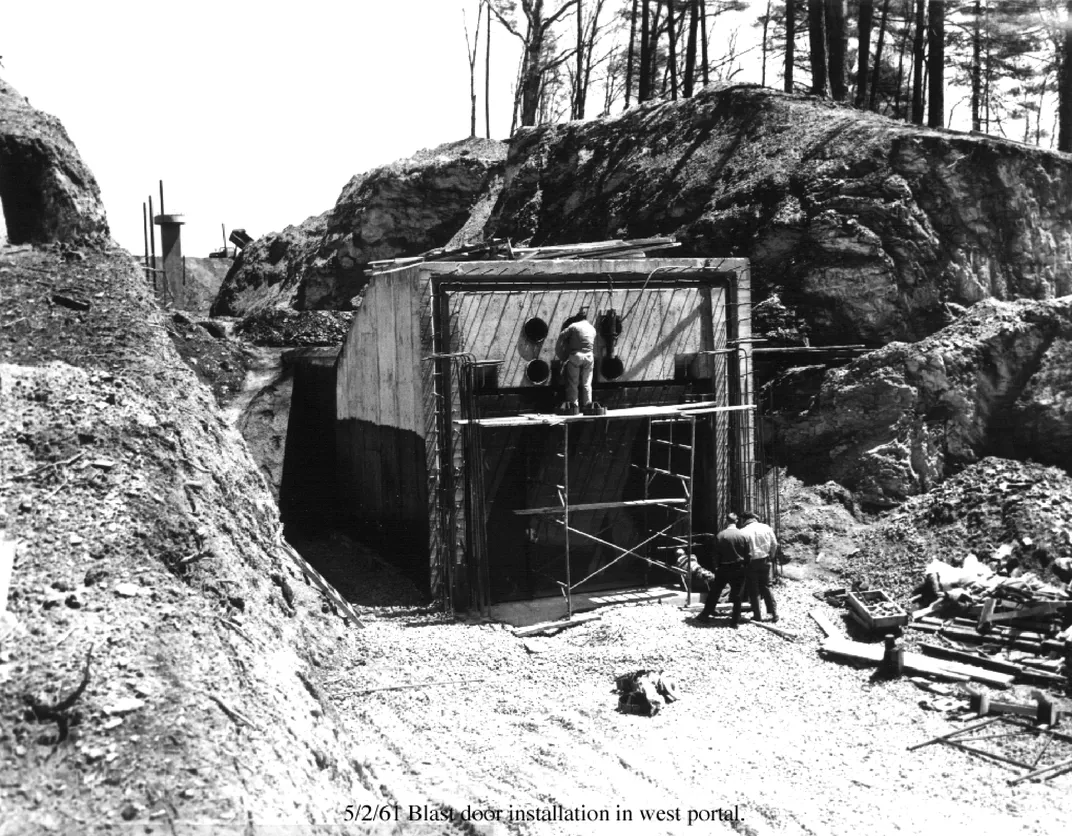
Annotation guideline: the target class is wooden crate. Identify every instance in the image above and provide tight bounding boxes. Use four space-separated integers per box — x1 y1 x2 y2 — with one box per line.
847 589 908 632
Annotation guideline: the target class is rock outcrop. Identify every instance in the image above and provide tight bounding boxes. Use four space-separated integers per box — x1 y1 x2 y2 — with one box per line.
782 297 1072 506
483 84 1072 346
0 78 109 246
212 138 507 316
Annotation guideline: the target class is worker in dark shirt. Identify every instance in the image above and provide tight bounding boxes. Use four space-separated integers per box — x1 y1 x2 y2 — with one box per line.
696 513 751 626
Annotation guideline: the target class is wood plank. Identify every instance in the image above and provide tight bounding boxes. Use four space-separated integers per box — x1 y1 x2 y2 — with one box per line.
810 608 840 637
917 643 1023 675
393 269 417 435
513 498 687 515
513 612 602 637
820 638 1014 686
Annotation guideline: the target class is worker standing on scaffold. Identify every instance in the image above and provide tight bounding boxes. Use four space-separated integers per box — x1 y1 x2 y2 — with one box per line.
555 309 597 415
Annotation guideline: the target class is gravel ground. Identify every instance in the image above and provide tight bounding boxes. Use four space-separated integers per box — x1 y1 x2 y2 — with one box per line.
309 553 1072 836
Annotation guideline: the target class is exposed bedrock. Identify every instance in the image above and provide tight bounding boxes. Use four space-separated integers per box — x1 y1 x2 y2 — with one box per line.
483 84 1072 346
212 138 507 316
0 78 110 246
782 298 1072 506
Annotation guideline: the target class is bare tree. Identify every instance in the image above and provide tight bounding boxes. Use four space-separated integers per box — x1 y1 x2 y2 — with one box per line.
493 0 580 127
785 0 797 91
682 0 699 95
464 2 486 138
867 0 891 111
1061 0 1072 150
827 0 848 100
486 0 493 136
911 0 926 123
625 0 639 107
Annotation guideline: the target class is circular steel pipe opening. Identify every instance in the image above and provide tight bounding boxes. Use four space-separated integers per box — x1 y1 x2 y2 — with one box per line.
526 359 551 384
523 317 549 343
601 356 625 380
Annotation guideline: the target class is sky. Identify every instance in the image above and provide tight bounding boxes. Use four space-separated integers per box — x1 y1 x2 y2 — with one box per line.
2 0 530 257
5 2 1041 258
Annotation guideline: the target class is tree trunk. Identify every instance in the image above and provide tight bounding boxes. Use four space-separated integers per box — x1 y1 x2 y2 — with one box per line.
625 0 639 108
575 0 584 118
911 0 926 124
700 0 709 85
1060 0 1072 150
970 0 981 131
639 0 652 101
761 0 772 88
868 0 890 111
648 0 663 96
926 0 944 128
827 0 848 101
893 0 910 118
856 0 873 107
785 0 796 92
808 0 828 96
667 0 679 100
684 0 699 97
485 1 492 137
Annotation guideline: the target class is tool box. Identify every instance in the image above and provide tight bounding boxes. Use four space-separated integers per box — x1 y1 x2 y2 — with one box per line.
846 589 909 632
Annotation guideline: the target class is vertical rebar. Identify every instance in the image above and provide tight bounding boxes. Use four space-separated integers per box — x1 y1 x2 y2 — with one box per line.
142 202 150 290
148 195 156 297
686 415 696 607
159 180 165 216
563 420 572 618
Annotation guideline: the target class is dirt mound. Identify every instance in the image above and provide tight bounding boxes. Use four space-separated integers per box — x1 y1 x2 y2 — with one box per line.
0 79 110 246
847 457 1072 602
0 245 377 829
212 138 507 316
782 297 1072 506
485 83 1072 345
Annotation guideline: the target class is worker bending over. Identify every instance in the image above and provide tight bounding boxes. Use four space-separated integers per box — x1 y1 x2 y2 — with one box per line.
555 310 597 415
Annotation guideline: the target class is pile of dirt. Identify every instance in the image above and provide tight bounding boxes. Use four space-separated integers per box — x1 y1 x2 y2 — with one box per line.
845 457 1072 602
0 244 379 828
163 312 249 404
234 310 354 347
212 138 507 316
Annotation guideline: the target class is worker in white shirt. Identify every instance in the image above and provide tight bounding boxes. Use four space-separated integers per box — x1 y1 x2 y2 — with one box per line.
555 310 597 415
738 511 779 622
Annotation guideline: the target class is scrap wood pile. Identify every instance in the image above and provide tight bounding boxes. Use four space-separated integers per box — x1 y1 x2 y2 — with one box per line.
815 568 1071 690
366 237 681 272
904 554 1072 690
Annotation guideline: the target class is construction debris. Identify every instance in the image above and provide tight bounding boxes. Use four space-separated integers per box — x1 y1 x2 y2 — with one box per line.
908 714 1072 785
614 670 680 717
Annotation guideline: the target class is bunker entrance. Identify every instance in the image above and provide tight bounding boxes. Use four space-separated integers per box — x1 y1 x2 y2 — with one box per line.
278 350 343 553
0 141 49 244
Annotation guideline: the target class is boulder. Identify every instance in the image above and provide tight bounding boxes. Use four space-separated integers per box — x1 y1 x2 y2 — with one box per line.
483 84 1072 346
212 138 507 316
783 298 1072 505
0 78 109 246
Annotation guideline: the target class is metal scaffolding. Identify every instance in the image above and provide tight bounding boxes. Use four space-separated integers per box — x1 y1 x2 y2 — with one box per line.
460 402 754 617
